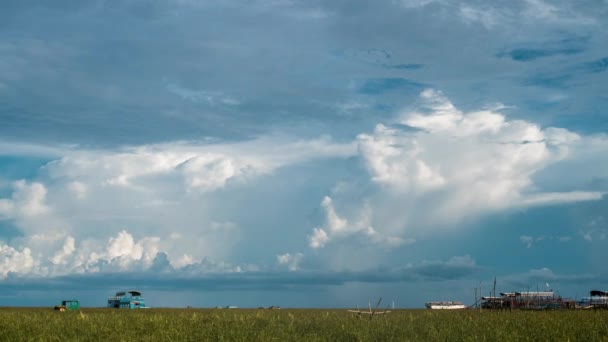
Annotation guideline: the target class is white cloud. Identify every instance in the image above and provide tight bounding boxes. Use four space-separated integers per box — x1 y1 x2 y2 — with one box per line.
0 135 357 278
521 0 597 25
357 89 602 222
0 88 606 278
0 198 12 217
43 136 355 193
459 5 501 29
178 154 240 191
0 228 258 279
309 228 329 249
0 244 36 278
308 196 410 249
51 236 75 265
393 0 598 29
67 181 87 199
0 180 49 218
321 196 347 233
171 254 195 269
107 230 145 261
519 191 603 206
301 88 606 258
276 252 303 271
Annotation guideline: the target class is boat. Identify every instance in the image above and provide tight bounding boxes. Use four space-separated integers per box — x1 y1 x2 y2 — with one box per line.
579 290 608 309
107 290 149 309
425 301 466 309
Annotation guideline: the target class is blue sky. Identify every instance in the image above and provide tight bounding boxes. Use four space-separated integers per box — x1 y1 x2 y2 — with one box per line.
1 0 607 308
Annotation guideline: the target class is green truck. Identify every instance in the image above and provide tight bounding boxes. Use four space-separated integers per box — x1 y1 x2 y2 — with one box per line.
54 300 80 311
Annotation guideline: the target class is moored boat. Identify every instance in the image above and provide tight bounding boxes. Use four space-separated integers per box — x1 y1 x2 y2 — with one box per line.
425 301 466 309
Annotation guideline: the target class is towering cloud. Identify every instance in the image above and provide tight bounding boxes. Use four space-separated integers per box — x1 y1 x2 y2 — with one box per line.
307 89 605 257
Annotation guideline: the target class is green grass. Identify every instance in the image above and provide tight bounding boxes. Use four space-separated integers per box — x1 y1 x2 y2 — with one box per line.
1 308 607 341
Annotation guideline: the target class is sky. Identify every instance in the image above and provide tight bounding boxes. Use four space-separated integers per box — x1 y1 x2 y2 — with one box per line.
0 0 607 308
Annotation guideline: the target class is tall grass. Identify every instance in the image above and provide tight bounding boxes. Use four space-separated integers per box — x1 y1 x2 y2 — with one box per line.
0 308 607 341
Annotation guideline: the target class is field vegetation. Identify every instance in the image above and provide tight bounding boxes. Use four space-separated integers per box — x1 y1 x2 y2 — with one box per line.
1 308 607 341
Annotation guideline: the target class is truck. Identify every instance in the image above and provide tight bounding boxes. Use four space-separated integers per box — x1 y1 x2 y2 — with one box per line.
54 300 80 311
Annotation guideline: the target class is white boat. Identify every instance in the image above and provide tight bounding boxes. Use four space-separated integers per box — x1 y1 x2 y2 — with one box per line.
425 301 466 309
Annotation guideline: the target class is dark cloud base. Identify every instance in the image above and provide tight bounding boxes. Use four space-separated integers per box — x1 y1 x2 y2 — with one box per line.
0 260 480 293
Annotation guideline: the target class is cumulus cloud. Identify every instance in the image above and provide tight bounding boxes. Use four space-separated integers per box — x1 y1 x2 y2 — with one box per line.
0 252 480 290
0 180 49 219
0 0 606 305
0 229 255 279
276 252 303 271
43 136 355 193
300 88 607 260
67 181 87 200
1 89 606 280
308 196 411 249
308 228 329 249
105 230 160 269
0 180 69 241
50 236 75 265
0 135 353 255
357 89 602 223
0 135 358 278
0 244 36 278
178 155 241 191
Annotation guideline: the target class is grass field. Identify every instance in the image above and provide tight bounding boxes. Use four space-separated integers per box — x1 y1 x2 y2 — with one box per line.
1 308 607 341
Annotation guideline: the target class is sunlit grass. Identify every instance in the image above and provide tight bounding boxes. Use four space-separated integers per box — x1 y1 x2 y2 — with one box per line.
0 308 607 341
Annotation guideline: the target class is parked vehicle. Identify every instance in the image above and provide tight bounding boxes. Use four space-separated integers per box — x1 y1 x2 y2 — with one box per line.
54 300 80 311
107 291 149 309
